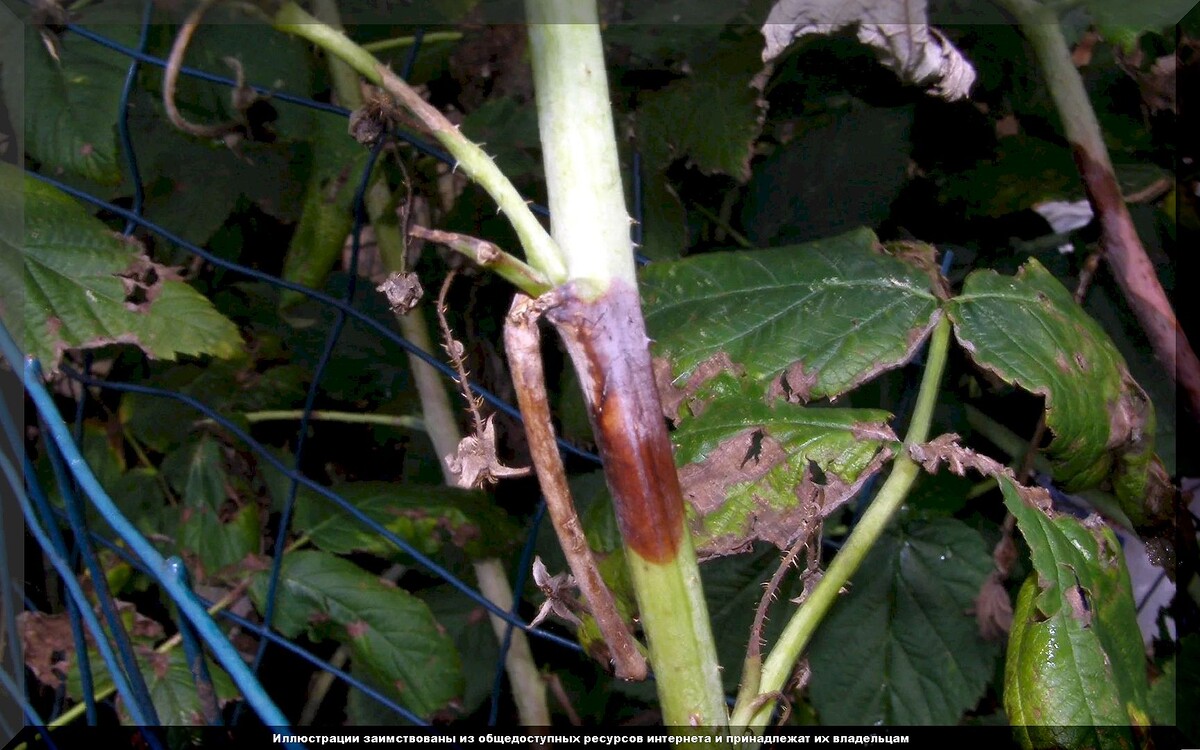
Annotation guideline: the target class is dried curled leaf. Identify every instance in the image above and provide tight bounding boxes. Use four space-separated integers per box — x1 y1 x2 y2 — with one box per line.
973 571 1014 641
376 271 424 315
529 556 582 629
907 433 1013 481
761 0 975 100
445 416 530 489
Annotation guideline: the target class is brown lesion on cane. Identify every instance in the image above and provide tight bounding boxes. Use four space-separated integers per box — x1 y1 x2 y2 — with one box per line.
548 284 686 565
504 292 648 681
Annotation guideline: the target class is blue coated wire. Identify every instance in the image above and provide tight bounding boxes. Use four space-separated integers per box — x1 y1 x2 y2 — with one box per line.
163 558 223 727
4 451 158 728
22 453 102 727
42 434 162 725
219 609 431 727
401 28 426 81
63 22 477 175
13 357 302 744
116 0 155 236
631 150 647 264
0 663 60 750
72 521 432 726
50 361 584 655
26 171 602 467
488 501 549 726
64 23 351 117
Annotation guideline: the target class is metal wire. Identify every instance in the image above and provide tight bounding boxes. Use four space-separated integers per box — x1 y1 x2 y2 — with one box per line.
29 170 602 467
4 450 159 731
2 14 672 735
52 362 582 654
163 558 222 727
240 133 385 724
36 503 430 728
14 350 301 745
41 429 161 725
116 1 155 236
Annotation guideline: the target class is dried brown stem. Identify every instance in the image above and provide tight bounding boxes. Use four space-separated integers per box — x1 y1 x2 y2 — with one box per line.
1073 148 1200 420
163 0 249 142
999 0 1200 420
749 540 806 662
435 270 485 435
504 293 648 681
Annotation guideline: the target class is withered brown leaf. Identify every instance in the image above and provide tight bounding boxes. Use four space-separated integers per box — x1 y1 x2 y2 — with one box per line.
445 416 530 489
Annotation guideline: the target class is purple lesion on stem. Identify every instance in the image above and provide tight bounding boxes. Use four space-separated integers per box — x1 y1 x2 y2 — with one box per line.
548 280 686 565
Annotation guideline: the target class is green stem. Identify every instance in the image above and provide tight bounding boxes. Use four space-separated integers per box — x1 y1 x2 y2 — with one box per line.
994 0 1200 420
241 409 424 431
303 0 550 724
693 202 752 249
410 226 553 296
526 2 635 288
525 4 726 730
273 1 567 284
730 315 952 732
362 31 462 53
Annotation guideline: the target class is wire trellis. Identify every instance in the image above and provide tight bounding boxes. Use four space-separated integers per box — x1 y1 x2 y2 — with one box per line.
1 8 616 743
0 6 969 744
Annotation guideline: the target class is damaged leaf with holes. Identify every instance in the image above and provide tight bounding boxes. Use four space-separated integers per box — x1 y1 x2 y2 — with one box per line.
249 550 462 718
999 477 1150 748
671 378 896 558
0 165 243 368
642 228 943 405
22 608 239 725
947 259 1172 537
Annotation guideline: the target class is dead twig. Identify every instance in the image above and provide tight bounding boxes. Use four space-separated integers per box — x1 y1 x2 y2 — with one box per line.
436 270 485 435
163 0 272 147
437 271 529 488
504 293 648 681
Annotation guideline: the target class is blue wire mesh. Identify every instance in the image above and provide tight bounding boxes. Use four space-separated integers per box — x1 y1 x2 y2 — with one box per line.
1 10 610 740
0 9 937 741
